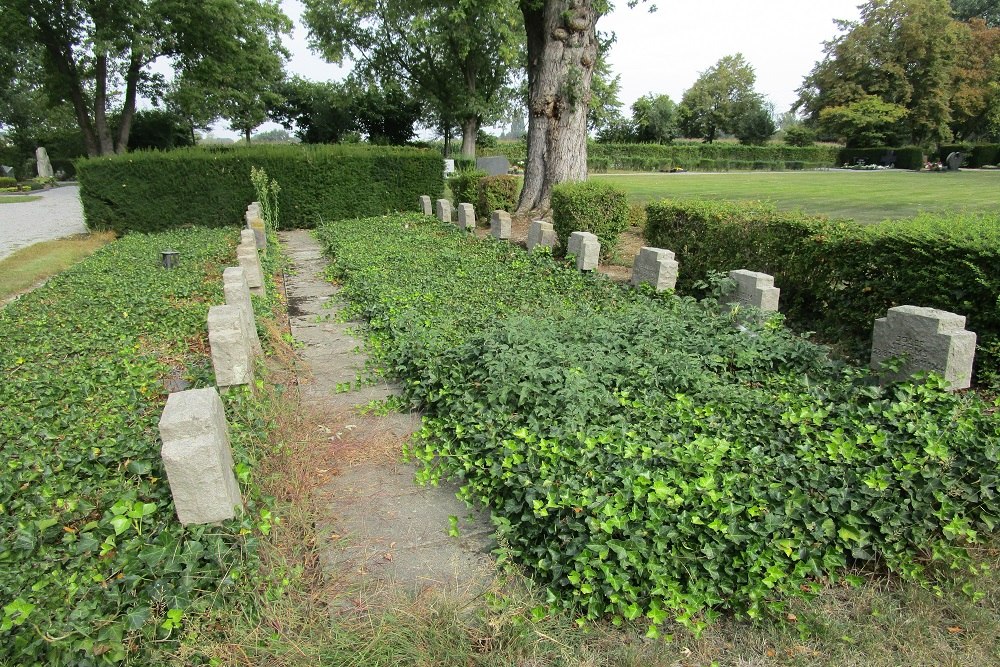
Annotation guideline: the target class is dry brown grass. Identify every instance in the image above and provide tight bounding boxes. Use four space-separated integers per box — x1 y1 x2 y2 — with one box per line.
0 231 115 304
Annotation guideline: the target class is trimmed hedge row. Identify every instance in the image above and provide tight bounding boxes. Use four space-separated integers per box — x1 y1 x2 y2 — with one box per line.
838 146 924 170
551 181 630 258
481 141 840 171
937 143 1000 167
77 145 444 233
645 199 1000 387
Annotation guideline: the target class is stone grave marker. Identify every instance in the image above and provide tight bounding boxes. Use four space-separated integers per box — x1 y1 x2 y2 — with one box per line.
567 231 600 271
419 195 433 215
871 305 976 390
457 203 476 231
35 147 53 178
208 304 254 388
631 247 679 292
436 198 452 223
476 156 510 176
490 210 511 240
159 387 243 525
723 270 780 313
223 266 262 355
527 220 557 251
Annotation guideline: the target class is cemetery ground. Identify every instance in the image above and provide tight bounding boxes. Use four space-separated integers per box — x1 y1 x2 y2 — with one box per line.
1 194 998 665
594 170 1000 225
0 232 113 303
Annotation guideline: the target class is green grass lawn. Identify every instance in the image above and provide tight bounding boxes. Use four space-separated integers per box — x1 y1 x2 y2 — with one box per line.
0 195 43 204
593 170 1000 224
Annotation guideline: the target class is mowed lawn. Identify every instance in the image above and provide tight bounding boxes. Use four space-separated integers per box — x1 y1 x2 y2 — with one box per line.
593 169 1000 224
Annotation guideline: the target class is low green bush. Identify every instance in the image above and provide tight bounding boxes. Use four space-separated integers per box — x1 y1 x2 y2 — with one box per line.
477 174 518 219
937 143 972 163
644 199 1000 386
449 168 487 210
970 144 1000 167
551 180 629 258
315 213 999 635
0 176 15 188
76 145 444 233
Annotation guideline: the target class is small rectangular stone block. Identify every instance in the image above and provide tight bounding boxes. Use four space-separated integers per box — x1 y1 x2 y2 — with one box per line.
159 387 243 525
208 304 254 388
491 210 511 240
871 305 976 390
567 231 600 271
725 269 780 313
223 266 262 355
247 217 267 252
631 247 678 292
237 245 264 294
457 203 476 231
435 199 452 223
527 220 557 251
419 195 432 215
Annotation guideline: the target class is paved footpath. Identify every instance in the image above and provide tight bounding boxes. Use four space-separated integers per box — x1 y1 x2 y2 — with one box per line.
0 185 87 261
280 230 494 597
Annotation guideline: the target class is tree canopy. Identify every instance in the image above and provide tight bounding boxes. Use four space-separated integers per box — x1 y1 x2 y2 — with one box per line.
677 53 766 142
0 0 291 156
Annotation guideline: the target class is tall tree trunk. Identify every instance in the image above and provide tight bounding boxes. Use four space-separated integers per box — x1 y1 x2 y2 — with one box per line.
460 116 478 158
114 52 143 154
516 0 598 217
94 52 115 155
36 30 100 155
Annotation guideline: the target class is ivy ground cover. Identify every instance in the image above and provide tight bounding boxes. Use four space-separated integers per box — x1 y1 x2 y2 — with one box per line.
317 214 1000 635
0 229 264 664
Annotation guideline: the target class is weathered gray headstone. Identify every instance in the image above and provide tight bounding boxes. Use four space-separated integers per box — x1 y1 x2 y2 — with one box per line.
436 198 452 223
443 159 455 176
223 266 262 355
871 305 976 390
457 203 476 231
237 232 264 294
527 220 557 251
0 165 13 178
631 247 679 292
35 147 53 178
419 195 433 215
245 214 267 253
159 387 243 525
476 156 510 176
490 210 511 240
946 151 964 171
208 304 254 388
724 270 780 313
567 231 600 271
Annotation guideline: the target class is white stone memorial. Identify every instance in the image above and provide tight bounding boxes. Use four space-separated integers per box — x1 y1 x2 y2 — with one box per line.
223 266 262 355
35 147 53 178
208 304 254 388
631 247 679 292
159 387 243 525
566 231 600 271
527 220 557 252
871 305 977 390
491 210 511 240
419 195 433 215
724 270 780 313
457 203 476 231
436 198 452 223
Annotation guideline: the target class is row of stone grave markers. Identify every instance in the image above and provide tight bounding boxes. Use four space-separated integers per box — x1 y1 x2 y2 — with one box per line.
156 202 269 525
419 194 979 391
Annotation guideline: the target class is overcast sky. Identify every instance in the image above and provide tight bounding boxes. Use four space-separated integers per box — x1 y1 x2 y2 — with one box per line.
215 0 863 138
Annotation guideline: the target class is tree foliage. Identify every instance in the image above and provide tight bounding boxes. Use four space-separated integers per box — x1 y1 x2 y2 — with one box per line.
632 94 679 144
951 0 1000 24
0 0 291 156
819 95 909 147
677 53 765 142
303 0 521 157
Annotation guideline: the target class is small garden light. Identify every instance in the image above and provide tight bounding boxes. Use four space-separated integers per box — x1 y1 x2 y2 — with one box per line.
161 250 180 269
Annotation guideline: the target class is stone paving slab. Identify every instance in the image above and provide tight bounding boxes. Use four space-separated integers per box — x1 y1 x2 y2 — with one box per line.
279 229 495 596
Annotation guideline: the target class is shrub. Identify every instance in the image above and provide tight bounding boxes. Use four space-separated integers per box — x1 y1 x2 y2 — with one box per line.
551 180 629 258
448 168 487 209
76 144 444 233
588 157 611 173
783 125 816 147
937 143 972 163
476 174 518 219
894 146 924 170
645 199 1000 386
0 176 15 188
970 144 1000 167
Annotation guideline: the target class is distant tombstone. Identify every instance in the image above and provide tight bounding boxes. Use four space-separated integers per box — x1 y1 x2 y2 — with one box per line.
566 231 600 271
419 195 433 215
457 203 476 231
526 220 557 251
435 198 452 223
35 147 53 178
159 387 243 525
476 156 511 176
879 150 897 167
946 151 964 171
723 270 780 313
490 210 511 240
0 165 13 178
631 247 679 292
443 159 455 176
870 305 976 390
208 304 254 388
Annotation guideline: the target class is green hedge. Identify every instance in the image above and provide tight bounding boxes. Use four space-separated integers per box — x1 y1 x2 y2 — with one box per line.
448 168 487 214
551 181 629 258
970 144 1000 167
645 199 1000 386
477 174 518 219
76 145 444 233
838 146 924 169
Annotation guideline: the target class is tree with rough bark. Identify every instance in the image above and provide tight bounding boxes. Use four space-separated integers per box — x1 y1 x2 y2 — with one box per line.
302 0 521 159
0 0 290 156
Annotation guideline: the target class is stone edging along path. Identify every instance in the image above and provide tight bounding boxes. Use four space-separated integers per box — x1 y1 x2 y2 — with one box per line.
279 230 494 595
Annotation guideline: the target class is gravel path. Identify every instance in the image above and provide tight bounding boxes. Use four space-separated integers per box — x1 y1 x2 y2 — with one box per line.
0 185 87 261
